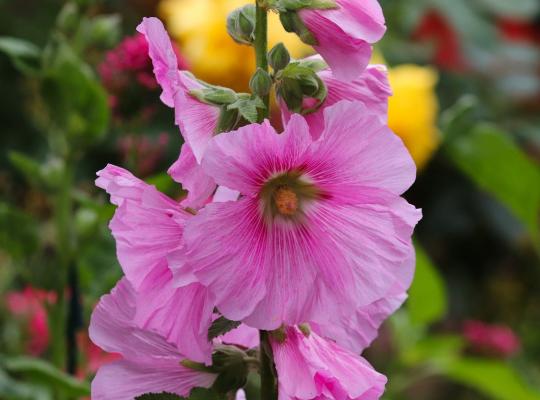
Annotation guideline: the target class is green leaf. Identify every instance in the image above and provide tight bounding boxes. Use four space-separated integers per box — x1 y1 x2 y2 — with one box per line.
407 244 447 326
1 356 90 396
208 316 242 341
443 358 540 400
446 123 540 245
227 97 266 123
0 37 40 74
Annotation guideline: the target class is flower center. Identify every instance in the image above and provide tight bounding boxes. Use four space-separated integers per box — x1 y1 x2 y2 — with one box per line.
273 186 299 216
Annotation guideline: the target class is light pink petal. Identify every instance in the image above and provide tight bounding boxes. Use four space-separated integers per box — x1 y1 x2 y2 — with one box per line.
174 72 220 163
220 324 260 349
169 143 216 209
89 278 181 364
272 327 386 400
201 116 312 195
281 63 391 139
134 266 215 364
92 360 216 400
213 186 240 203
136 17 181 107
314 100 417 196
312 250 415 353
299 0 385 80
96 164 188 289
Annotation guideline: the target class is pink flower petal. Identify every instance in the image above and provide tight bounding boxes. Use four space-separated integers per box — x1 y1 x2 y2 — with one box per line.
299 0 386 80
169 143 216 209
272 327 387 399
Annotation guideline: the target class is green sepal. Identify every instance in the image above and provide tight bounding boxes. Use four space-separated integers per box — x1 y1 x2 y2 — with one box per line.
216 106 241 134
207 316 242 341
227 4 256 45
211 345 250 394
273 0 337 11
278 11 318 45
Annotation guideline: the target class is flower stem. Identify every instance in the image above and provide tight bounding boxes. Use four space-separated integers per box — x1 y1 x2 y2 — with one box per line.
254 1 270 120
259 330 277 400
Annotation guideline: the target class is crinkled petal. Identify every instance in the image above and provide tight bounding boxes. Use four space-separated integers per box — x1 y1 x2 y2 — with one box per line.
134 266 214 364
89 278 181 364
169 143 216 209
312 250 415 353
272 327 387 400
97 164 188 289
92 360 216 400
299 0 385 80
281 62 391 139
174 72 220 163
136 17 181 107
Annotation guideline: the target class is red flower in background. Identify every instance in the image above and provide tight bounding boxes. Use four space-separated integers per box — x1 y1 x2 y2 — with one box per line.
498 18 540 44
117 132 169 177
99 33 188 121
413 9 466 71
463 320 521 358
5 287 56 356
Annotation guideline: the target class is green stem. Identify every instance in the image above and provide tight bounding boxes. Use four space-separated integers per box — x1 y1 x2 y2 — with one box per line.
254 1 270 119
259 331 277 400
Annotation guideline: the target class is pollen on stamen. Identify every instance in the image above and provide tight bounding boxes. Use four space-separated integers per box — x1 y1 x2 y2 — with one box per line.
273 186 299 216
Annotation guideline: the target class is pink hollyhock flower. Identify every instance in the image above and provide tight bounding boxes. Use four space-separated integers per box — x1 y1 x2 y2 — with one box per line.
96 164 215 364
5 287 56 356
90 278 217 399
298 0 386 80
137 17 221 206
271 326 387 399
463 320 521 358
280 58 391 139
182 100 421 329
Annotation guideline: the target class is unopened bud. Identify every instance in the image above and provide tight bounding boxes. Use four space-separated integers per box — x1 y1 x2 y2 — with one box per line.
250 68 273 97
190 87 238 105
268 43 291 71
227 5 256 45
211 345 249 394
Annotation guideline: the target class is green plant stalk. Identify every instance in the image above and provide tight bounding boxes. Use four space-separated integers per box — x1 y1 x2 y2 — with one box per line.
50 166 75 371
255 1 270 119
255 3 276 398
259 331 277 400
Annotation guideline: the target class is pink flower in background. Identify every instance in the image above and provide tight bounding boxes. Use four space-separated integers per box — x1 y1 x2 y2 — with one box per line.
271 326 387 400
5 287 56 356
117 132 169 177
298 0 386 80
182 100 420 329
90 278 217 399
280 57 392 139
463 320 521 358
138 17 221 206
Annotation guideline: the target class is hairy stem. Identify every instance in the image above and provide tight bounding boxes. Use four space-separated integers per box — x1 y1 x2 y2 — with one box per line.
259 330 277 400
254 1 270 120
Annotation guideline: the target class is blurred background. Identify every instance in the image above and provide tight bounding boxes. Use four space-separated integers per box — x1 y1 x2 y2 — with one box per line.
0 0 539 399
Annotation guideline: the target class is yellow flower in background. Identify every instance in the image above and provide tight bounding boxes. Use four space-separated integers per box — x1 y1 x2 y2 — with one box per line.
387 65 440 169
158 0 311 91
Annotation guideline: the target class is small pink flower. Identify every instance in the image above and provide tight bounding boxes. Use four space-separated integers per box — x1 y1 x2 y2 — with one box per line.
463 320 521 358
182 100 420 329
298 0 386 80
5 287 56 356
280 57 392 140
271 326 387 399
90 278 217 399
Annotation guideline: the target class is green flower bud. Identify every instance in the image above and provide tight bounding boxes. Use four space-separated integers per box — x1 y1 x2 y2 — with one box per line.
227 5 256 45
268 43 291 71
211 345 250 394
250 68 273 97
